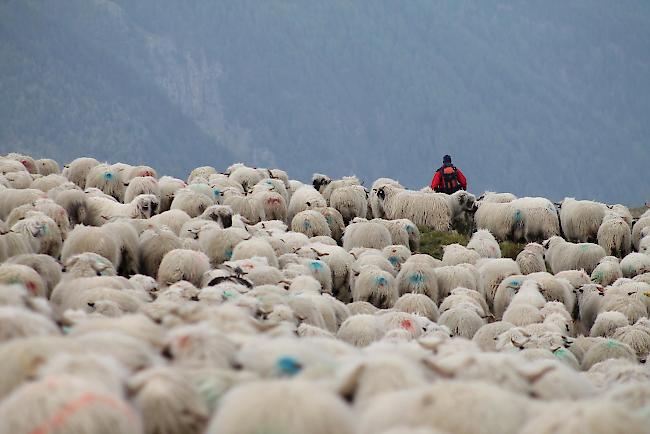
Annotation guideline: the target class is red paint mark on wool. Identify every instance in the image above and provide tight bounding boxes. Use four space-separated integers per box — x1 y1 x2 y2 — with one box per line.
28 392 137 434
267 197 281 205
25 281 38 295
400 319 413 330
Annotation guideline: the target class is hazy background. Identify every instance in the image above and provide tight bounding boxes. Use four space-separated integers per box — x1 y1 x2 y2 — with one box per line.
1 0 648 204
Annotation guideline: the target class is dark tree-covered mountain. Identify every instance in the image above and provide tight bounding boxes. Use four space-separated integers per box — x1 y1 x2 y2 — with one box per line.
1 0 648 204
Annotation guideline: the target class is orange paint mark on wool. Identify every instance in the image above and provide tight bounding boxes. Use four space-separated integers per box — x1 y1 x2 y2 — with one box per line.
28 392 137 434
400 319 414 330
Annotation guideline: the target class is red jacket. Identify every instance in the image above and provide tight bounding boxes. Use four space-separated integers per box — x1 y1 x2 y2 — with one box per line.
431 166 467 191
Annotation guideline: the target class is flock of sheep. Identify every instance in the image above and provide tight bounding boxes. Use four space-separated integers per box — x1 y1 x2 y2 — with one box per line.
0 152 649 434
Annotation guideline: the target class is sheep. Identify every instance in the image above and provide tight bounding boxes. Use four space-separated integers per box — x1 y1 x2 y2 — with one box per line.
477 191 517 203
0 188 46 220
251 188 287 222
590 256 623 286
170 188 213 218
86 194 159 225
442 243 481 266
478 258 521 307
61 225 120 270
158 176 186 212
609 204 633 227
393 293 439 321
435 265 478 301
369 178 403 218
206 380 355 434
310 207 345 243
611 325 650 361
342 220 392 251
632 216 650 250
597 212 632 257
63 157 100 189
590 311 629 337
4 170 33 188
639 233 650 254
128 367 208 434
0 375 143 434
438 307 486 338
85 163 127 202
472 321 515 351
0 306 59 342
0 265 46 299
358 381 530 434
53 189 92 226
395 260 439 302
6 153 38 174
320 175 361 202
474 201 516 241
466 229 501 258
124 176 160 204
543 236 607 274
291 209 332 238
287 186 327 222
581 338 638 370
352 267 398 309
383 244 411 272
222 192 265 224
559 197 607 242
228 165 264 192
305 243 355 301
62 252 117 279
231 237 279 268
376 184 452 231
445 190 477 231
620 252 650 278
6 254 61 295
30 173 68 192
157 249 210 287
510 197 561 242
35 158 60 175
329 184 367 224
11 212 63 257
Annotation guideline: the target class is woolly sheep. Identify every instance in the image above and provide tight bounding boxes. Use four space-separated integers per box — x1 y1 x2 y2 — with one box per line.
472 321 515 351
231 237 279 268
329 184 367 224
124 176 160 204
0 375 143 434
129 367 208 434
438 308 486 338
62 252 117 279
466 229 501 258
369 178 403 218
581 338 637 370
6 253 61 295
35 158 60 175
559 197 607 242
510 197 561 242
0 264 48 298
53 189 91 226
312 206 345 242
86 194 159 225
291 209 332 238
158 176 186 212
342 220 392 252
611 325 650 361
631 216 650 250
85 163 127 202
358 381 530 434
620 252 650 278
30 173 68 192
393 293 439 321
62 225 120 269
376 185 452 231
474 201 515 241
590 256 623 286
590 311 629 337
382 244 411 272
478 258 521 307
206 380 355 434
543 236 607 274
0 306 59 342
287 186 327 222
320 175 360 202
157 249 210 287
395 260 439 302
442 243 481 266
170 188 213 218
352 267 398 309
0 188 45 220
597 212 632 257
435 265 478 301
476 191 517 203
10 212 62 257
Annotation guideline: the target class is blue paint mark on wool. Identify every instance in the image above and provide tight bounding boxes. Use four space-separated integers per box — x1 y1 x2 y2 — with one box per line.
225 248 233 259
514 209 523 223
375 276 387 286
510 279 522 287
409 273 425 284
276 356 302 376
405 225 415 234
303 220 311 230
310 261 324 271
388 256 399 266
213 188 221 197
326 216 333 225
103 172 113 180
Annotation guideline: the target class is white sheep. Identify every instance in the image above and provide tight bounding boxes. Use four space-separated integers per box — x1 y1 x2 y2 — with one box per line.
543 236 607 274
375 184 452 231
369 178 403 218
61 225 121 270
395 260 439 302
170 188 214 218
342 219 392 251
510 197 561 242
597 212 632 257
559 197 607 242
157 249 210 287
291 210 332 238
466 229 501 258
590 256 623 286
287 186 327 222
64 157 100 189
442 243 481 266
474 201 516 241
124 176 161 204
329 184 367 224
35 158 60 176
352 266 398 308
620 252 650 278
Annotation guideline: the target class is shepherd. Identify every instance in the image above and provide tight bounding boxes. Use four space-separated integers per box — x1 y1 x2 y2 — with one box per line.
430 154 467 194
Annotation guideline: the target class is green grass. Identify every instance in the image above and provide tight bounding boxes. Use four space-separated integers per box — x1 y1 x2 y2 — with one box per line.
418 228 525 260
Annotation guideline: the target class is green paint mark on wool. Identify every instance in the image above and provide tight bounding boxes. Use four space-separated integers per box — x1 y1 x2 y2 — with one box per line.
223 290 234 298
606 339 619 349
514 209 523 223
554 348 568 358
325 215 333 224
591 271 603 283
579 244 590 252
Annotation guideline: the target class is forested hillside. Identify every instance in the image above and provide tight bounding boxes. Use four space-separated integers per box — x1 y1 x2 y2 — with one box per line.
1 0 648 203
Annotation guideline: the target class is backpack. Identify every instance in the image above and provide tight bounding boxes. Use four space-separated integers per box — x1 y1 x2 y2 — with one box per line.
437 165 461 194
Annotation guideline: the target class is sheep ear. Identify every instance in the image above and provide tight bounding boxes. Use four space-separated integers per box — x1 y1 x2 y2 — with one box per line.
336 363 366 403
515 363 556 384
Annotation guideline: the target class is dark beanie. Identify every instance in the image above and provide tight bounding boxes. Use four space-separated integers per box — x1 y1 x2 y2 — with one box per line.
443 155 452 164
